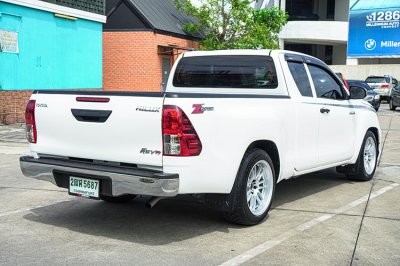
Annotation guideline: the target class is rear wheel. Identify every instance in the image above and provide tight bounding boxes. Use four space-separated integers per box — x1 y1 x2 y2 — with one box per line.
100 194 137 203
345 130 378 181
224 149 276 225
389 98 397 110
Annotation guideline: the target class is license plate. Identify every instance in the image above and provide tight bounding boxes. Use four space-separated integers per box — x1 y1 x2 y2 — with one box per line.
69 176 100 199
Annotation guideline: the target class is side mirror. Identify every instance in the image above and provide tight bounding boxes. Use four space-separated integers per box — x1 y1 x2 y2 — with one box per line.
349 86 367 99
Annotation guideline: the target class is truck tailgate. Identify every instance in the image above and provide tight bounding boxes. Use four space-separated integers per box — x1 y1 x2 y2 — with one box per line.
31 92 164 167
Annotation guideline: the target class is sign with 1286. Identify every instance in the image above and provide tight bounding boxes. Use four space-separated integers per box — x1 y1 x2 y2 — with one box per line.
348 1 400 58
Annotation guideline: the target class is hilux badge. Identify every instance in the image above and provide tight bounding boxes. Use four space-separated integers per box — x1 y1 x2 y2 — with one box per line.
136 106 160 112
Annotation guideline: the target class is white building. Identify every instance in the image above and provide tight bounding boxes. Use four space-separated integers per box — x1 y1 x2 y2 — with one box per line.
256 0 400 66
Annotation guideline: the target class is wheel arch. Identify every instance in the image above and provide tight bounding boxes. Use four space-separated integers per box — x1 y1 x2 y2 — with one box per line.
368 126 380 156
246 140 280 179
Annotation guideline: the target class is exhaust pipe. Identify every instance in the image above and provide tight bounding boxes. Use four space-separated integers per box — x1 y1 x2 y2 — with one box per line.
146 196 166 208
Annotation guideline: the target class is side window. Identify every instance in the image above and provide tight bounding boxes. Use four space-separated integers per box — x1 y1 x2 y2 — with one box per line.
288 62 313 97
308 65 345 100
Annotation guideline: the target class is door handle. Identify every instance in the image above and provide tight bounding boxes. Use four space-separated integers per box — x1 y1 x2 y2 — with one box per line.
71 109 112 123
320 107 330 114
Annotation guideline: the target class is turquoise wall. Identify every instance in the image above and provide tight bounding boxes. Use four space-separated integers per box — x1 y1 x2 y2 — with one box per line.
0 2 102 90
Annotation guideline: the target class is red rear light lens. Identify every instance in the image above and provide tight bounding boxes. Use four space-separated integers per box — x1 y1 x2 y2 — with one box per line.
25 100 37 143
381 84 389 88
162 105 202 156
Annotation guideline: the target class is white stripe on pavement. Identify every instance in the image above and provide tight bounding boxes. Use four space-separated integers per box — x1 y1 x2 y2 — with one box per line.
220 183 399 266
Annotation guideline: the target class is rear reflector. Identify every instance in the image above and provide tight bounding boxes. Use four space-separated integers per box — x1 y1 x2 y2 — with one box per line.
25 100 37 143
76 97 110 103
162 105 202 156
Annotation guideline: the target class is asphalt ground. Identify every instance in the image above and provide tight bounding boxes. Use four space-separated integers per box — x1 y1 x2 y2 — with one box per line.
0 104 399 265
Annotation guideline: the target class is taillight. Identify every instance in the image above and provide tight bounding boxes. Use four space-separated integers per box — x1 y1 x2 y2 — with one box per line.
162 105 202 156
381 84 389 88
25 100 37 143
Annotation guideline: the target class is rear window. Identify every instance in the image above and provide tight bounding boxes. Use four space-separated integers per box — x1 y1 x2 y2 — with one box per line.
366 77 390 83
288 62 313 97
173 55 278 89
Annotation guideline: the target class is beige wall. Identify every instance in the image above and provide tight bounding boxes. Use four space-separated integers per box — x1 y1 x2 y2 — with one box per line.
330 64 400 80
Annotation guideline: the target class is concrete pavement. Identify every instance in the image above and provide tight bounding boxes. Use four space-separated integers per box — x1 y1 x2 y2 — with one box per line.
0 104 399 265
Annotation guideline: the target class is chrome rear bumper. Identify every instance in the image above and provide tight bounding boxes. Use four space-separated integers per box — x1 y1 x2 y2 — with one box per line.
20 156 179 197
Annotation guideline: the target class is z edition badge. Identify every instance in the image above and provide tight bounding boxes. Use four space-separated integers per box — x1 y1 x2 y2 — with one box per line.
192 104 214 114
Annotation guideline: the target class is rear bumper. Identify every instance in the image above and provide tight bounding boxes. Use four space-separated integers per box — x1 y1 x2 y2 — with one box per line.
374 89 390 97
20 156 179 197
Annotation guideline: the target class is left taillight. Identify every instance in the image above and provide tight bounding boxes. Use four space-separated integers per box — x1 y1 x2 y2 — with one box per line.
25 100 37 143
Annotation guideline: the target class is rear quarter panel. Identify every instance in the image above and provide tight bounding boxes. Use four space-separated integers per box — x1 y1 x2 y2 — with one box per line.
163 96 296 194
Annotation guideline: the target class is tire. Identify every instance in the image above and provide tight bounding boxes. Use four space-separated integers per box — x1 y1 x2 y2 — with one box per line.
374 102 380 112
345 131 378 181
389 98 397 110
100 194 137 203
224 149 276 225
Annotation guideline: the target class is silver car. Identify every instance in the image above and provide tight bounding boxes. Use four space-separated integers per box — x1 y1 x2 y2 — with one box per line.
366 75 398 102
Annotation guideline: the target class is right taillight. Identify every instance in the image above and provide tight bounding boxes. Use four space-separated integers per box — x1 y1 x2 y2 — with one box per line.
25 100 37 143
381 84 389 88
162 105 202 156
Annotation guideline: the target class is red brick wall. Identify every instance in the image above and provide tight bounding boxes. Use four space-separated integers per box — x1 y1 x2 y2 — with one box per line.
0 91 32 125
103 32 199 91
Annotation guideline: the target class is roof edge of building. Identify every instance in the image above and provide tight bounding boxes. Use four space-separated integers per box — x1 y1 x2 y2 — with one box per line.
2 0 107 23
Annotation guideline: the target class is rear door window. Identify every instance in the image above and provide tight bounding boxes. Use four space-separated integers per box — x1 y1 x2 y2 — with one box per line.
173 55 278 89
288 62 313 97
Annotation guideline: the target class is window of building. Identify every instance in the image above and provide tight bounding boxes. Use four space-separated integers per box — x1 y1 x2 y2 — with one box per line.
286 0 318 21
327 0 336 19
288 62 313 97
173 56 278 89
308 65 345 100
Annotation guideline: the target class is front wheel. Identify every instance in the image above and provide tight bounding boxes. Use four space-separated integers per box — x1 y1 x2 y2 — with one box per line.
346 130 378 181
389 98 397 110
374 102 380 112
224 149 276 225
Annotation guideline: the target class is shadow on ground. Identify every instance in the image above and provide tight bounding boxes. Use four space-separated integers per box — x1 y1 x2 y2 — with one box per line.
23 169 354 245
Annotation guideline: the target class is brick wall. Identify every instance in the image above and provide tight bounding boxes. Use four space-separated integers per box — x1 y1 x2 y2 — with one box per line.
0 91 32 125
103 32 199 91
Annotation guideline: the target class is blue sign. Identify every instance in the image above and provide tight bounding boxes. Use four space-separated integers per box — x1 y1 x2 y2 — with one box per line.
348 1 400 58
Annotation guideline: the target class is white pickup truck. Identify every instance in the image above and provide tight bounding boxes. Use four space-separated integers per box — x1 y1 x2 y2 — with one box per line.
20 50 381 225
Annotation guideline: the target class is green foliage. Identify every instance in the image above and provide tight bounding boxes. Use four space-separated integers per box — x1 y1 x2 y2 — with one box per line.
174 0 288 50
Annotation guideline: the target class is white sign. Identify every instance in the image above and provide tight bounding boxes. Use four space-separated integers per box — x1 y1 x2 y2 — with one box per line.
0 30 19 54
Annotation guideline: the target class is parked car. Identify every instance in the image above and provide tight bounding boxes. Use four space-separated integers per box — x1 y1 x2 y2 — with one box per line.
389 84 400 110
20 50 381 225
365 75 398 102
347 80 380 111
